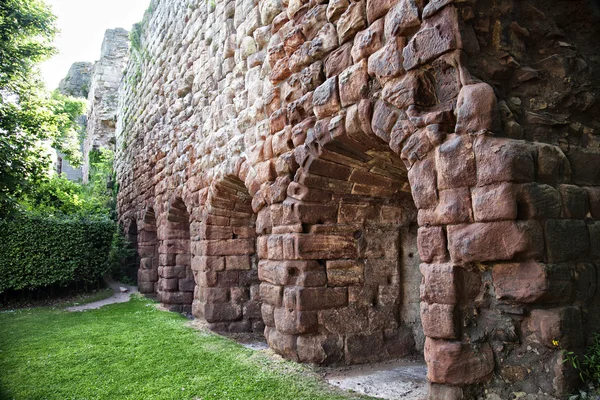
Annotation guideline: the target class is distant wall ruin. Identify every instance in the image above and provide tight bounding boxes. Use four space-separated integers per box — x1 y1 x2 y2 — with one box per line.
112 0 600 398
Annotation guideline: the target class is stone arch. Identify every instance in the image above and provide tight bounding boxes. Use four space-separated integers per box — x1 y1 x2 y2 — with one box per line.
192 174 263 333
157 197 194 313
137 207 159 296
123 218 140 283
260 99 423 365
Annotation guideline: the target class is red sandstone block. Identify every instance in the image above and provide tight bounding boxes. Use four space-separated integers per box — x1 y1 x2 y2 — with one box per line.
473 136 536 186
368 37 406 86
258 260 327 287
558 184 588 219
536 143 572 186
298 173 353 194
435 134 476 190
138 268 158 282
425 338 494 385
179 277 196 292
371 100 399 143
324 42 353 78
197 271 217 288
336 0 366 44
525 307 584 349
326 260 364 286
261 303 276 326
421 303 457 339
203 302 242 323
159 278 178 291
264 326 299 361
492 262 572 304
385 0 421 38
161 266 186 279
420 263 457 304
269 109 287 134
455 83 501 135
159 291 193 305
313 77 341 119
255 160 276 183
418 226 448 263
301 5 327 40
402 6 458 70
295 233 358 259
517 183 561 219
267 234 285 260
366 0 396 24
272 127 294 156
198 287 228 303
297 287 348 310
283 26 305 56
351 18 383 63
339 59 369 107
225 255 252 271
565 146 600 186
282 198 338 225
198 239 255 256
544 219 589 263
418 187 473 226
408 156 438 209
274 308 318 334
472 183 517 222
297 334 344 364
259 282 283 306
447 220 544 263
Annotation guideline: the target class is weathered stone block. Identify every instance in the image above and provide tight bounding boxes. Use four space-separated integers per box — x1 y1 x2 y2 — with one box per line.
474 137 536 186
336 0 366 44
418 226 448 263
324 42 353 78
367 37 406 86
492 262 572 304
558 184 588 219
447 221 544 263
326 260 364 286
339 59 368 107
517 183 562 219
420 263 457 305
385 0 421 38
403 6 458 70
436 135 476 190
544 219 590 263
421 303 457 339
455 83 501 135
472 183 517 222
313 77 341 119
274 308 318 334
351 18 384 63
566 146 600 186
425 338 494 385
297 287 348 310
525 307 584 349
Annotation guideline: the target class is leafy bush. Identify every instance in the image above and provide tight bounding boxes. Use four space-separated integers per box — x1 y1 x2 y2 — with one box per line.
0 215 116 293
563 334 600 394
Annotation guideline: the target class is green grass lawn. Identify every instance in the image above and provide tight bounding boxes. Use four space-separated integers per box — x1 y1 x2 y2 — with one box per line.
0 296 365 400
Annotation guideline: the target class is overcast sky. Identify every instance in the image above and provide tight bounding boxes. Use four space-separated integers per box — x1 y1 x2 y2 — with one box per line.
40 0 150 90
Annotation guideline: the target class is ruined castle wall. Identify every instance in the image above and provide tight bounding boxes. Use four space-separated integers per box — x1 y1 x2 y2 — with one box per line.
115 0 600 398
83 28 130 182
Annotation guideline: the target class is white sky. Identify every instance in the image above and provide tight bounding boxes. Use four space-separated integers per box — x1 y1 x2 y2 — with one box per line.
40 0 151 90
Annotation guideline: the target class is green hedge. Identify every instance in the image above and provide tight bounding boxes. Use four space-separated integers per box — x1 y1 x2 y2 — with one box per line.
0 215 116 293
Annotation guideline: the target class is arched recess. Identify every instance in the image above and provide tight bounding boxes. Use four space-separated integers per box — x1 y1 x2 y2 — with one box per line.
158 198 194 313
124 219 140 283
137 208 159 296
261 101 422 365
192 175 263 333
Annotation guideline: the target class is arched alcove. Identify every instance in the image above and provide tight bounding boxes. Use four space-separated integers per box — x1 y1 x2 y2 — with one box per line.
137 208 159 296
158 198 194 313
192 176 263 333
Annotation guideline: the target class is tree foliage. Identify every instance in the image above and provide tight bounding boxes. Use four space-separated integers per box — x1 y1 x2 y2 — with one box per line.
0 0 58 217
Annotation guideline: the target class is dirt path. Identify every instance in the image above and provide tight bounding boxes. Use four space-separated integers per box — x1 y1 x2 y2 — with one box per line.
66 280 138 312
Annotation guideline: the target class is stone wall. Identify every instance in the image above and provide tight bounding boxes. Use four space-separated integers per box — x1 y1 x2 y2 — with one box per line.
83 28 130 182
114 0 600 398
